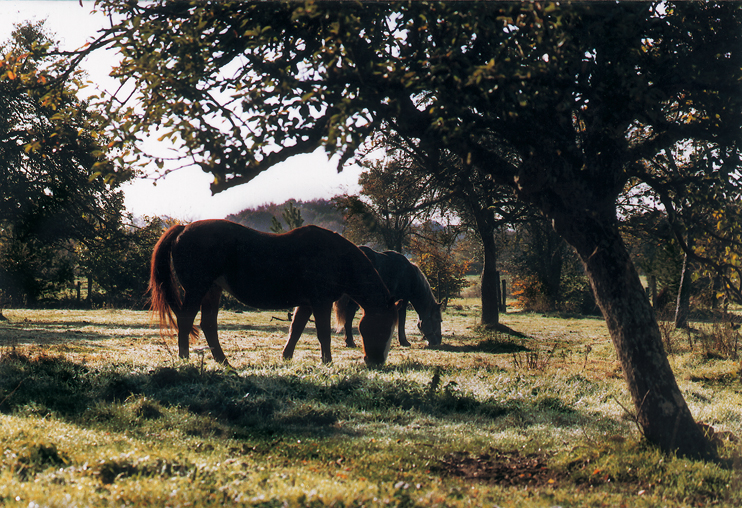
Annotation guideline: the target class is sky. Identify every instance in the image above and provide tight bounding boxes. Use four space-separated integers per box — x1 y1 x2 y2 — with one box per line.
1 1 363 220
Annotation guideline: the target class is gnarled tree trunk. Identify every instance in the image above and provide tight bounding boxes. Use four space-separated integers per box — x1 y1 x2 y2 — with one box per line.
554 209 717 460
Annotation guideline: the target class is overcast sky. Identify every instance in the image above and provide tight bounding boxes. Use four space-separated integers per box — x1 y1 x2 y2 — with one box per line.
1 1 363 220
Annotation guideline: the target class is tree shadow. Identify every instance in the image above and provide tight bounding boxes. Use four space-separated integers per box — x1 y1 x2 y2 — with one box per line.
0 322 114 346
212 323 290 334
429 339 530 354
0 354 614 446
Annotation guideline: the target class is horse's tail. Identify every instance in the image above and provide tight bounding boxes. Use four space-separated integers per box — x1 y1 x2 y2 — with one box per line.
333 294 351 333
148 224 186 337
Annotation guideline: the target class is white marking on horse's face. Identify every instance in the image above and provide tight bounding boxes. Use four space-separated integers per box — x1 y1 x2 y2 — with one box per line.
359 310 395 366
382 327 393 361
417 307 443 345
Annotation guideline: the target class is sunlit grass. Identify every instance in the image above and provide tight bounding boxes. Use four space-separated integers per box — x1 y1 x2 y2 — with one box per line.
0 302 740 507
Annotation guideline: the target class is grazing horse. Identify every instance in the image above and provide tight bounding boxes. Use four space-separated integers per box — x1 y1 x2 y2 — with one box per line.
338 246 443 348
149 220 400 366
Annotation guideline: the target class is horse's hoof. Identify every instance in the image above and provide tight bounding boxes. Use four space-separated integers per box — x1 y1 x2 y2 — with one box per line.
399 339 411 347
345 341 357 348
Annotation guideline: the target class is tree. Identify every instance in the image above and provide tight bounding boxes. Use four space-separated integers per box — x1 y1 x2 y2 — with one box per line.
408 220 469 307
0 21 126 304
509 216 595 314
83 1 742 460
378 132 531 327
269 201 305 233
450 169 530 326
335 155 440 252
77 212 165 308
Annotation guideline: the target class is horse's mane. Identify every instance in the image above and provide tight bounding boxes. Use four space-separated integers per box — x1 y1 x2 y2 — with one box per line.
410 261 438 308
333 244 392 331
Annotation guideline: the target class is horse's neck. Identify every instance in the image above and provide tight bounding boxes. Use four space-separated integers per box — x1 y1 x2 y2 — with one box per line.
408 266 437 314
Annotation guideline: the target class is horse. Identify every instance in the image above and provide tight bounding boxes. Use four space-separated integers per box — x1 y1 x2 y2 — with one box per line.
148 220 401 367
337 246 443 348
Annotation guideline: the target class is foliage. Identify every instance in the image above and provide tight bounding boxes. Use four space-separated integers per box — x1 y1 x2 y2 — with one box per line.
269 201 305 233
691 205 742 305
335 155 441 252
509 218 596 314
696 317 741 360
409 222 470 305
0 22 129 304
0 237 74 305
0 307 740 506
77 214 166 308
87 1 741 209
622 211 685 305
227 199 345 234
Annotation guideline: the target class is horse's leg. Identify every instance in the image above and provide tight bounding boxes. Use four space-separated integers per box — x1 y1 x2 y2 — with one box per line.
200 284 229 366
176 299 201 360
345 301 359 348
282 305 313 360
312 302 334 363
398 300 411 347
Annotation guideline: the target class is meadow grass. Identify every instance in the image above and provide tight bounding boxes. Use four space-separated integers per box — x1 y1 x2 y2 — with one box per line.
0 301 740 507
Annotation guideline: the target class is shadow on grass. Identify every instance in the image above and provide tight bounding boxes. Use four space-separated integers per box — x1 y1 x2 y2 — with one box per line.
0 351 605 444
0 323 115 346
430 338 530 354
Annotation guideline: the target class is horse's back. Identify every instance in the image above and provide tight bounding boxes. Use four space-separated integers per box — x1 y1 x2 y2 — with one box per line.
171 220 356 308
359 247 416 297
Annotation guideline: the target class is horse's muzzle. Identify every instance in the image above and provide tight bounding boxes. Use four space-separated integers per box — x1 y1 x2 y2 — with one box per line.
363 356 385 368
425 334 442 347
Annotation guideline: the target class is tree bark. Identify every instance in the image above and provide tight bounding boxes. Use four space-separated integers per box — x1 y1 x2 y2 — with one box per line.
675 251 691 329
473 208 499 327
554 211 717 460
648 274 657 308
500 279 507 313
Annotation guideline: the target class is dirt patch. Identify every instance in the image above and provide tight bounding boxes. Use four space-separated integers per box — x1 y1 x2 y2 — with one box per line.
435 449 566 487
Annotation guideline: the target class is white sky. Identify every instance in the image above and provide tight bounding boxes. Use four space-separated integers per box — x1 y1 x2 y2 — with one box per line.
1 0 363 220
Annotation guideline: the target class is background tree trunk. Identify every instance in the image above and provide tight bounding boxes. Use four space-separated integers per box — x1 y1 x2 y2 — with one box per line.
500 279 507 313
474 209 499 327
675 251 692 329
555 211 717 460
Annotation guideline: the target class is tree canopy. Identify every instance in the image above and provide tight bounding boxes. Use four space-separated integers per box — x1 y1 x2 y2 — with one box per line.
73 1 741 460
0 21 129 303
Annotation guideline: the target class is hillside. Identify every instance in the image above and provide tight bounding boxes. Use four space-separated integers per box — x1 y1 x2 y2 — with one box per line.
225 198 345 233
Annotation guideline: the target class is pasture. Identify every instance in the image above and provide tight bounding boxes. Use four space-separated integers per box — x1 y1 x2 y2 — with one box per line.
0 301 740 507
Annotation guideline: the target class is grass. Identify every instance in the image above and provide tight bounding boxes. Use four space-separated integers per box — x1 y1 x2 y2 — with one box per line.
0 300 740 507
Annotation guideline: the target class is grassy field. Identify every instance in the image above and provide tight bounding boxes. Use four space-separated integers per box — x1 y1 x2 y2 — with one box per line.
0 300 740 507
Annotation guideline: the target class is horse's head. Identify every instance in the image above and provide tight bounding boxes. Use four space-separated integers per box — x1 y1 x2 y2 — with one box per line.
417 302 443 346
358 300 402 367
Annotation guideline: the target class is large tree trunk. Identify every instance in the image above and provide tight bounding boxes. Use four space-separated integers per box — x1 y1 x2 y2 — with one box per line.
554 211 717 460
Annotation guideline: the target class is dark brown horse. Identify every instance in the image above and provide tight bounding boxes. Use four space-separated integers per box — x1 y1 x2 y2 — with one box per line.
337 246 443 348
149 220 400 366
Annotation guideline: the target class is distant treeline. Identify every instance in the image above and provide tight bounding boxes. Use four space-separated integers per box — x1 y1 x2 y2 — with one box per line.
225 199 344 233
